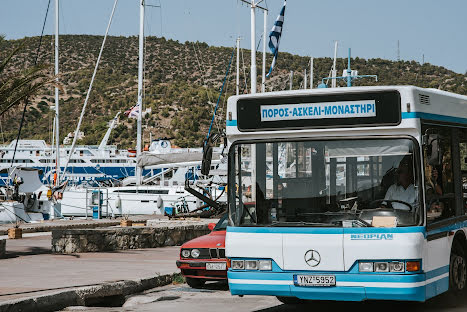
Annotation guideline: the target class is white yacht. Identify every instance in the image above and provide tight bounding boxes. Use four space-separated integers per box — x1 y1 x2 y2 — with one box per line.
0 167 58 224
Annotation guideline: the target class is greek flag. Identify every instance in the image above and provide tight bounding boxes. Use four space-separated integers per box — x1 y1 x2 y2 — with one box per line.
266 0 286 78
124 104 139 119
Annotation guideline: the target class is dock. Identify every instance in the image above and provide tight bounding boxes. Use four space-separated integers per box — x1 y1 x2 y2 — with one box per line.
0 217 213 311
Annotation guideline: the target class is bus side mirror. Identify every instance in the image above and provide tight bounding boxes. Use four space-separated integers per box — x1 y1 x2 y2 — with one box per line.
202 133 221 176
423 134 442 166
201 144 213 176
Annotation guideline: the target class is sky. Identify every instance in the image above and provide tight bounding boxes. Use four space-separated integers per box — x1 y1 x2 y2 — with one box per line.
1 0 466 74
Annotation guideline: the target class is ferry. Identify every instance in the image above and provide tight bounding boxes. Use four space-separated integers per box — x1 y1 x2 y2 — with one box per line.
0 137 192 186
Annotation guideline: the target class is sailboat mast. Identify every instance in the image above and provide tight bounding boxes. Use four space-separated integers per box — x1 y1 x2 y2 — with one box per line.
310 56 313 89
331 41 338 88
250 3 256 94
54 0 60 185
136 0 145 185
236 37 240 96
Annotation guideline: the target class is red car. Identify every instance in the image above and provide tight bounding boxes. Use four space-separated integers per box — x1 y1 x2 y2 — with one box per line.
176 214 228 288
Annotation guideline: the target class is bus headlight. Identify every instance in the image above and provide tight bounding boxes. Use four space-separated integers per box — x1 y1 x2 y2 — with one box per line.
359 262 374 272
245 260 258 270
191 249 200 258
231 260 244 270
259 260 272 271
358 261 417 273
390 262 405 272
374 262 389 272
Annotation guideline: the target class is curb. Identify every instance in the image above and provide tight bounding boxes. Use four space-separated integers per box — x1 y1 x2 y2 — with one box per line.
0 273 181 312
0 221 122 236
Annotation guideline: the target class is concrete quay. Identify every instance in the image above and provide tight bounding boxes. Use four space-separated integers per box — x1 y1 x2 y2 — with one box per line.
52 219 214 253
0 233 182 312
0 215 154 236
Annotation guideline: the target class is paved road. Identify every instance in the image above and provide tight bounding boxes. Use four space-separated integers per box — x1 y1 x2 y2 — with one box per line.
0 234 180 301
62 281 467 312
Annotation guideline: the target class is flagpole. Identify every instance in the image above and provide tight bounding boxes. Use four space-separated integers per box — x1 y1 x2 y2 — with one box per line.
241 0 266 94
261 9 267 93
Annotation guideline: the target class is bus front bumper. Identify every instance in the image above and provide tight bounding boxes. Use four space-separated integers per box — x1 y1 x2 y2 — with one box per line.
228 270 448 302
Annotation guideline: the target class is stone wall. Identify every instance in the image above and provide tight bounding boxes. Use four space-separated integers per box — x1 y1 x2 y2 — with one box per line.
0 239 5 259
52 224 210 254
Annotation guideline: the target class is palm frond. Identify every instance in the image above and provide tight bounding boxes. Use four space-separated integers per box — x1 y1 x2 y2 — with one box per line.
0 40 55 116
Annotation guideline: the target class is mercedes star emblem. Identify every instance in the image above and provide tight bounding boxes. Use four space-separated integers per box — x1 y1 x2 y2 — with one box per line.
304 250 321 267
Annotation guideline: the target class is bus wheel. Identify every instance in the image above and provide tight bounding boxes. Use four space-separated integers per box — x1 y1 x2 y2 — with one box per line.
449 242 467 295
186 277 206 289
276 296 306 305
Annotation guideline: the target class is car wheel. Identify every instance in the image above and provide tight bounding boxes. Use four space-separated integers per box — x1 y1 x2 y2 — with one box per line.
276 296 306 305
186 277 206 289
449 241 467 295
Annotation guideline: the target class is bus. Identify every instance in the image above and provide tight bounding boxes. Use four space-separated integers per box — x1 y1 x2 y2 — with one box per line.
222 86 467 303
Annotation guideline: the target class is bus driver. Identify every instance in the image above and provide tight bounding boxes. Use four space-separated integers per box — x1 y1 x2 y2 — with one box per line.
383 157 418 211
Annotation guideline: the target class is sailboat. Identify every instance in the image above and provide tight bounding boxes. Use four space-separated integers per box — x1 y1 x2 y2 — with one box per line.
58 0 227 218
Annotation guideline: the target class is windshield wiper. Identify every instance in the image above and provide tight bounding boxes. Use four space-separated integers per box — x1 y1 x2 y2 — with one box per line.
269 221 338 227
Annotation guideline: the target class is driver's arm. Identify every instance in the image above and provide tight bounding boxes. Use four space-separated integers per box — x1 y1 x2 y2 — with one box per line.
384 184 395 201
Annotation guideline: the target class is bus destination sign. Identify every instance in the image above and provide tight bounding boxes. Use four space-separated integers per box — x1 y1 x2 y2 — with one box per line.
236 90 401 131
260 100 376 122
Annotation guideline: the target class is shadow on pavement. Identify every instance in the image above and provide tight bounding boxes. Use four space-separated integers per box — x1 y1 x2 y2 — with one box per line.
203 280 229 291
166 281 229 294
5 246 51 258
254 292 467 312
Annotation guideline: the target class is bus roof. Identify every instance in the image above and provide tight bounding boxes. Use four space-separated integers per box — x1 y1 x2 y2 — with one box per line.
226 86 467 136
229 85 467 103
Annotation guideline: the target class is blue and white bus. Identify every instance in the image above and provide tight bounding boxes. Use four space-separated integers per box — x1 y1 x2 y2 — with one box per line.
224 86 467 303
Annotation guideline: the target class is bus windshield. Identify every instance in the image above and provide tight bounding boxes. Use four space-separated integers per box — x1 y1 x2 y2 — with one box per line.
229 138 422 228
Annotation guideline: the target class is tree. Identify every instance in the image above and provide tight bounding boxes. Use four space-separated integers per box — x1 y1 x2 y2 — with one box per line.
0 38 55 115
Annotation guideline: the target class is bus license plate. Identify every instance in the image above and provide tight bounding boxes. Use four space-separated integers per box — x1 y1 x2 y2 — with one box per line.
294 275 336 287
206 262 226 270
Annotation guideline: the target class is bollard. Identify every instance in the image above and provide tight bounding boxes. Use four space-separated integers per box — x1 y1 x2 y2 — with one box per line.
120 219 133 227
8 227 22 239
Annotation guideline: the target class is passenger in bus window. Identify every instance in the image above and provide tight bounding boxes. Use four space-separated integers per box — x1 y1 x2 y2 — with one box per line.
383 157 417 210
442 152 454 192
426 165 444 219
426 166 443 197
426 150 456 221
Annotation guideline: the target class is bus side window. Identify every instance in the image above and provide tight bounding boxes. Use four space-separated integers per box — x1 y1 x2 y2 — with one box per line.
459 129 467 214
424 126 455 223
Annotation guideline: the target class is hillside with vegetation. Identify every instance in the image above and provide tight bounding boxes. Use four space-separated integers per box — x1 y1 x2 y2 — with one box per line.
1 35 466 148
